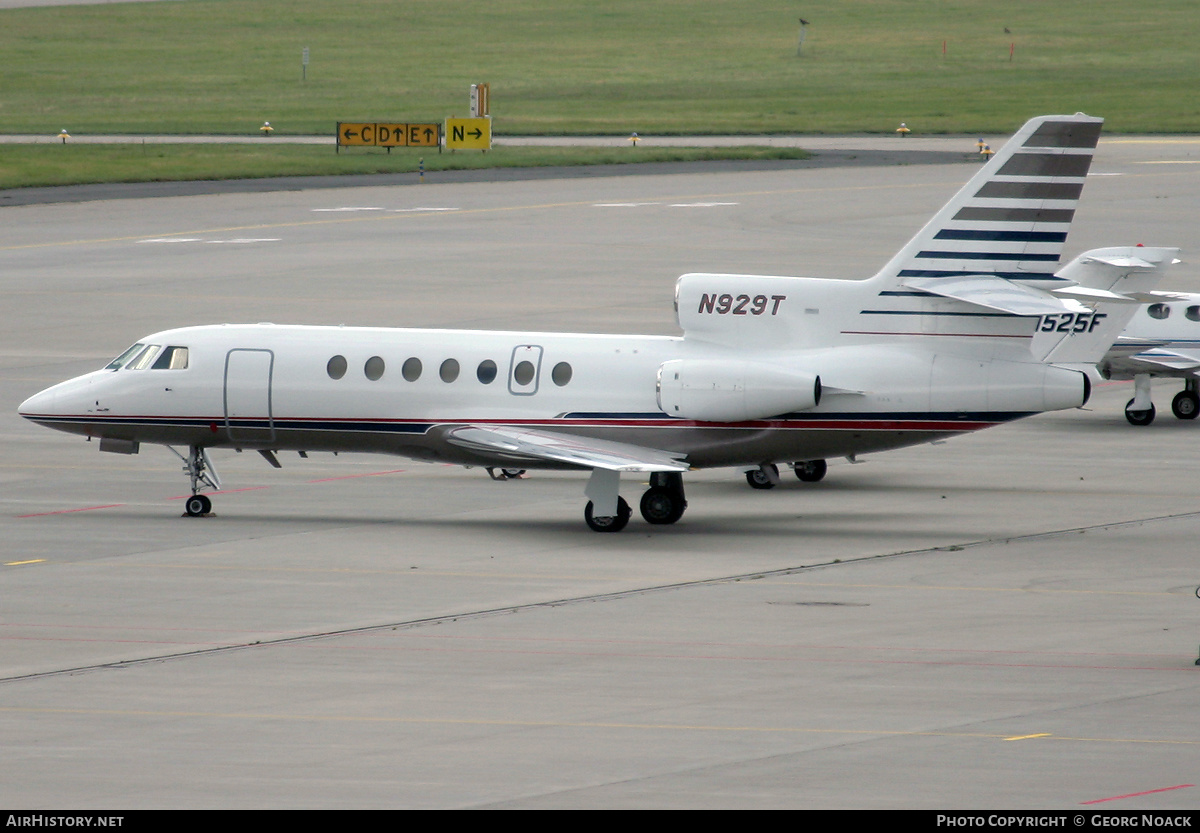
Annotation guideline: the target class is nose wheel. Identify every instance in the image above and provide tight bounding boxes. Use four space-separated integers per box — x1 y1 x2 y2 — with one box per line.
184 493 213 517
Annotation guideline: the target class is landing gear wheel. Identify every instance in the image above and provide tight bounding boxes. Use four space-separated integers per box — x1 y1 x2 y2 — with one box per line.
1171 390 1199 420
185 494 212 517
794 459 828 482
1124 398 1156 426
585 496 631 532
746 464 778 490
640 487 686 525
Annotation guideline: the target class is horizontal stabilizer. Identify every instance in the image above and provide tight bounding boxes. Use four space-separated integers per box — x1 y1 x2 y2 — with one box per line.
903 275 1086 316
1054 246 1180 295
444 425 689 472
1050 285 1140 305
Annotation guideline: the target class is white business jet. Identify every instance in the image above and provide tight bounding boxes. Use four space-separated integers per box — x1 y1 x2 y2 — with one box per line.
18 114 1177 531
1096 293 1200 425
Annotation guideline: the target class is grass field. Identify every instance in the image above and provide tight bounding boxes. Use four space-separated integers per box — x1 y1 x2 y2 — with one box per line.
0 144 811 190
1 0 1197 138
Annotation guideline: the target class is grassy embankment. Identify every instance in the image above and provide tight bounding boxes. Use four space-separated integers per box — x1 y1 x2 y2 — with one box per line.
1 0 1196 188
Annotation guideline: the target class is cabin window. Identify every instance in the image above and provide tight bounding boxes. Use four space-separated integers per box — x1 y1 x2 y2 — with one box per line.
477 359 497 384
106 343 146 370
513 360 535 386
402 357 422 382
364 356 385 381
439 358 460 383
1148 303 1171 320
152 346 189 370
551 362 572 386
125 344 162 370
1188 306 1200 322
327 355 347 379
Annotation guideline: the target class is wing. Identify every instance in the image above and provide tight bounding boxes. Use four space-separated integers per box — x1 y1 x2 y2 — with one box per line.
443 424 690 472
1103 339 1200 379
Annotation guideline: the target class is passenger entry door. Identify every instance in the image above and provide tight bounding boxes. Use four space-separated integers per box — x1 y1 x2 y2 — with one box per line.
224 349 275 444
508 345 543 396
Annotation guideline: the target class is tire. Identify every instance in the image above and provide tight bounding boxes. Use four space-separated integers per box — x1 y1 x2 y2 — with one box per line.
1171 390 1199 420
794 459 828 482
585 497 631 532
185 494 211 516
1124 398 1156 426
640 487 686 525
746 465 778 490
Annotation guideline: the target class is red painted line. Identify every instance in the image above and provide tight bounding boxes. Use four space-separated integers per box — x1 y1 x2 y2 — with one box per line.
1081 784 1194 804
18 504 125 518
306 468 407 483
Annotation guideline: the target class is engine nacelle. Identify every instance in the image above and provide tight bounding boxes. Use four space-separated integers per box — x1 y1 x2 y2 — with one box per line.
657 359 821 422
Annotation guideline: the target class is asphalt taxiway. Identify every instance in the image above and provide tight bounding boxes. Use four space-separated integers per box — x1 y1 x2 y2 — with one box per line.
2 136 1200 809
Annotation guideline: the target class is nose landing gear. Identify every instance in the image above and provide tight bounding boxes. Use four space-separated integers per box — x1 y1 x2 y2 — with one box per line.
169 444 220 517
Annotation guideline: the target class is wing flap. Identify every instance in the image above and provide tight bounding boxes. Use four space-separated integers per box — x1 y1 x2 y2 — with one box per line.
444 425 690 472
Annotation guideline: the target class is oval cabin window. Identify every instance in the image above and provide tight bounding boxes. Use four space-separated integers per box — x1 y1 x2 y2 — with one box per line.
364 356 385 381
513 360 535 386
327 355 347 380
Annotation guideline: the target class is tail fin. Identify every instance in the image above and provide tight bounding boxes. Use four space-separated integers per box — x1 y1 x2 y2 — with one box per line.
1031 246 1180 364
874 113 1103 289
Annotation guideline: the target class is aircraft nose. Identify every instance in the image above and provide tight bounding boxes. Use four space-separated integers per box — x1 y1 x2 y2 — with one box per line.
18 386 57 419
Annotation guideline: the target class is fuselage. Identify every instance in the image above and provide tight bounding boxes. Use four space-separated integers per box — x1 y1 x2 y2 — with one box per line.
19 311 1083 471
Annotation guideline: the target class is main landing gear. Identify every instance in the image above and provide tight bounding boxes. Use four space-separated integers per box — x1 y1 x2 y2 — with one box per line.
1124 375 1200 426
745 460 827 489
584 471 687 532
169 444 220 517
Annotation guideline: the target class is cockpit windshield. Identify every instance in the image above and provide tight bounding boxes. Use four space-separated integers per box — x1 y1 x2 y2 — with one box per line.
152 346 189 370
105 343 146 370
104 343 189 371
125 344 162 370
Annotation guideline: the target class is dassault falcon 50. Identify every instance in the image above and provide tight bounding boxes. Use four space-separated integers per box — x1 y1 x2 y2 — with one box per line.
18 114 1178 531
